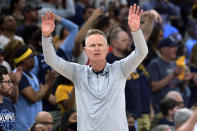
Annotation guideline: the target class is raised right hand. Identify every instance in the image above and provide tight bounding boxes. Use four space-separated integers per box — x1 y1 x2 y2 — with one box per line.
45 70 57 87
42 11 55 37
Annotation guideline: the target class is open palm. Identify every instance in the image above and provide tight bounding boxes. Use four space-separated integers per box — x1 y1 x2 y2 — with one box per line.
42 12 55 37
128 4 143 32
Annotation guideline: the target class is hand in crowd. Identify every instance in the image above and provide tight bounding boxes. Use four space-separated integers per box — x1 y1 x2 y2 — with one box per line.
34 124 49 131
91 8 104 20
172 66 183 78
9 66 23 85
48 94 57 106
42 11 55 37
128 4 143 32
45 70 57 88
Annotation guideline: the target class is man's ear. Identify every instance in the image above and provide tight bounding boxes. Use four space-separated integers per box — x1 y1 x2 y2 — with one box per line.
84 47 87 54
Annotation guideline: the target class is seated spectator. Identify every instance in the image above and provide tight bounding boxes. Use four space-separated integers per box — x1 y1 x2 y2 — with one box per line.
165 91 184 109
158 98 178 126
60 109 77 131
29 111 53 131
151 124 172 131
151 90 184 129
126 111 136 131
177 108 197 131
0 65 22 131
55 75 75 113
174 108 193 130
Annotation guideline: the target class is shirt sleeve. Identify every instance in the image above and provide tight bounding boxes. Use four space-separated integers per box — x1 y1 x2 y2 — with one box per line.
119 29 148 78
18 74 31 92
42 36 78 82
55 85 70 103
59 18 79 61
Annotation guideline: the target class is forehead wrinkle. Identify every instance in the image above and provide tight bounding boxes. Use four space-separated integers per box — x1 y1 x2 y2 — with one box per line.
85 34 107 46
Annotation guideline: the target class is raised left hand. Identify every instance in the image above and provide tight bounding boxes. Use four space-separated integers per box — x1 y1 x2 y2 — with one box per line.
9 66 23 85
128 4 143 32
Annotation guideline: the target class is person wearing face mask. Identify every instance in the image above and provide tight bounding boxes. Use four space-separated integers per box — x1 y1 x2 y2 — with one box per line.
126 111 136 131
60 109 77 131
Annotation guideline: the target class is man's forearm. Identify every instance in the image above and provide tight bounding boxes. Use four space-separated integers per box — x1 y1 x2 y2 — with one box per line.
42 36 76 82
120 29 148 77
151 74 174 92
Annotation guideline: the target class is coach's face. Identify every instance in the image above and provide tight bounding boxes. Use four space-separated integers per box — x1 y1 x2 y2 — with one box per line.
84 34 109 62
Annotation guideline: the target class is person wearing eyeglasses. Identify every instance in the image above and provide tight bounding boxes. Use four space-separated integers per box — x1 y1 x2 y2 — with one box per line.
0 65 22 131
29 111 53 131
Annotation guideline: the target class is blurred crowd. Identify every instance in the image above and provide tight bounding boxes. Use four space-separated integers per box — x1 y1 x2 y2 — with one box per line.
0 0 197 131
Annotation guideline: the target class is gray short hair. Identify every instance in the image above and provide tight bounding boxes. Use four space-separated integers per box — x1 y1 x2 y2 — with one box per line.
151 125 172 131
165 91 182 100
174 108 193 129
84 29 107 46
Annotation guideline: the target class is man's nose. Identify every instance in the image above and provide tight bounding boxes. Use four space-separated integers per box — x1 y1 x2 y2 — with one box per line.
94 45 100 50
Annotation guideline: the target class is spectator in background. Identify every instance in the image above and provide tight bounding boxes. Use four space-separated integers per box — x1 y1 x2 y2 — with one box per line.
126 111 136 131
151 90 184 129
39 0 75 35
82 5 95 25
60 109 77 131
177 108 197 131
3 39 24 70
185 20 197 59
68 0 91 26
106 27 148 118
0 66 22 131
0 15 24 48
15 2 40 44
158 98 178 126
93 0 127 9
144 23 163 67
142 0 180 17
174 108 193 130
13 46 56 131
29 111 53 131
147 36 191 114
10 0 26 26
151 124 172 131
165 91 184 109
39 0 75 19
55 76 75 113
